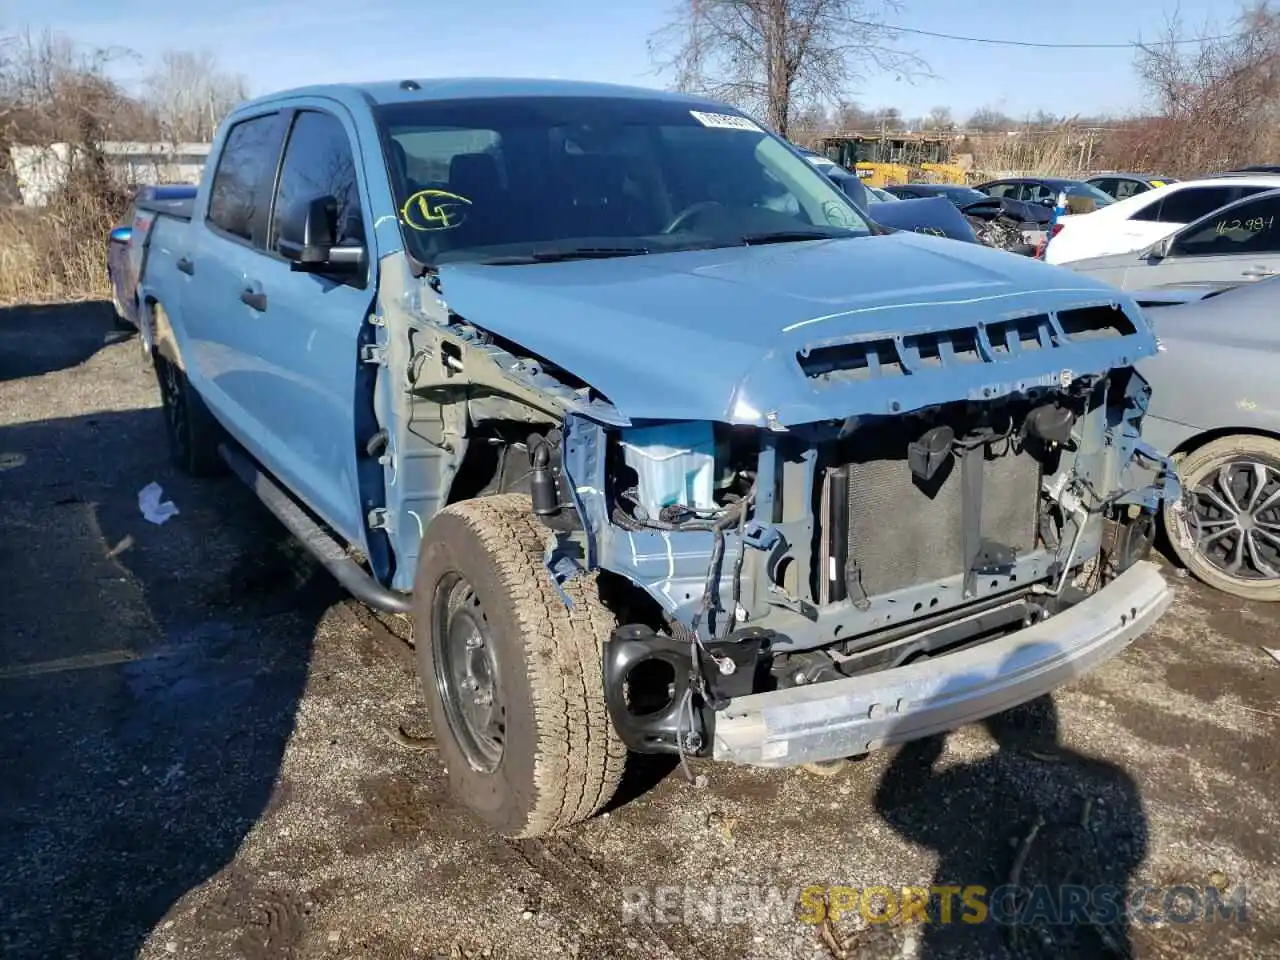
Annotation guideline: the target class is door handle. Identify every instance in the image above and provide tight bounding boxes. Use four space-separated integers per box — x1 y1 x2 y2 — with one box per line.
240 288 268 311
176 256 194 275
1242 266 1275 279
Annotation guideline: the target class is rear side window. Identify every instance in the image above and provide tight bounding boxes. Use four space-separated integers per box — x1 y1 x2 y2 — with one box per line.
982 182 1018 199
1130 186 1234 224
207 113 284 241
268 110 365 253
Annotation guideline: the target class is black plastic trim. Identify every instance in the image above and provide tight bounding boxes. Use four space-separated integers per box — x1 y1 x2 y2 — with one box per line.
219 443 412 615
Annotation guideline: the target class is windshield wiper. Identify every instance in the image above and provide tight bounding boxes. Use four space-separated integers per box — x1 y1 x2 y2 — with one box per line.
740 230 844 246
478 246 651 265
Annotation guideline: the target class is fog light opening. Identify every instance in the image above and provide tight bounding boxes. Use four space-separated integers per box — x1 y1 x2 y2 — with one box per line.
623 658 678 717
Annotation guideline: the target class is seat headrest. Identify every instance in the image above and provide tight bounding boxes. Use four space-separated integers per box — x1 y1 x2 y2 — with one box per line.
448 152 501 196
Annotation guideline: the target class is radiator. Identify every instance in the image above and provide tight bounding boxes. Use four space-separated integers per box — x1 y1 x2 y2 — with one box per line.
826 429 1041 601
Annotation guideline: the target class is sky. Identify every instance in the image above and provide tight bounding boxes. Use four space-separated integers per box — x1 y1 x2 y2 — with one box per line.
10 0 1234 121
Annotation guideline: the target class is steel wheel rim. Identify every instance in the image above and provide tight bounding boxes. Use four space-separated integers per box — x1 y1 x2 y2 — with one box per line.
1190 458 1280 582
431 573 505 773
160 360 187 457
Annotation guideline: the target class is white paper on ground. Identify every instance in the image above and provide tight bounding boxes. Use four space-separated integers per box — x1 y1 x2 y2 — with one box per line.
138 481 179 525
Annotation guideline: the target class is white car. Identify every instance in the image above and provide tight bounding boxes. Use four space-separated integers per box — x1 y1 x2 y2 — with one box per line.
1044 174 1280 265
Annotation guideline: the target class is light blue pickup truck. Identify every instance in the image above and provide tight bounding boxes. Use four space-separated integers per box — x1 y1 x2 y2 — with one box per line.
130 78 1182 837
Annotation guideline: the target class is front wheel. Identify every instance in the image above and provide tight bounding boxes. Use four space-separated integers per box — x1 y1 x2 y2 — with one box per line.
413 494 626 837
1161 435 1280 601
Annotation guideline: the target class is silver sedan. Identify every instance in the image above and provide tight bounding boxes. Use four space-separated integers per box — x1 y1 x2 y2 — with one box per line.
1138 277 1280 600
1067 188 1280 290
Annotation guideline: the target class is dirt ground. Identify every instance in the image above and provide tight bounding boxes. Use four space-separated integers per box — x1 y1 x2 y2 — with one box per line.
0 302 1276 960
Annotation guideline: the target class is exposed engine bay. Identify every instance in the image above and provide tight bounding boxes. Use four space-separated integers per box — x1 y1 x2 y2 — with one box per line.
387 254 1180 769
569 368 1176 759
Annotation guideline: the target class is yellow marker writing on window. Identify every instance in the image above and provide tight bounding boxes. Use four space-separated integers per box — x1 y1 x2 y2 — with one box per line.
401 189 473 231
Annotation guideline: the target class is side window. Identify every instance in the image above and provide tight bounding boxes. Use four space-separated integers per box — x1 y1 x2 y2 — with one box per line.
1113 179 1145 200
207 114 283 242
1090 179 1117 198
1023 183 1054 205
983 182 1016 199
269 110 364 252
1134 186 1235 224
1170 194 1280 257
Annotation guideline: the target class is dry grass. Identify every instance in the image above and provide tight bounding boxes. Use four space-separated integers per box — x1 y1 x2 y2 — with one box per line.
964 127 1096 181
0 183 125 306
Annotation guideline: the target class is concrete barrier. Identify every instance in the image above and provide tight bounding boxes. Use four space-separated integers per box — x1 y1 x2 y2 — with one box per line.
7 142 211 206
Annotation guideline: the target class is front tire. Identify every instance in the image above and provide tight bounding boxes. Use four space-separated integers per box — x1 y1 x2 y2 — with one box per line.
1162 435 1280 601
413 495 626 837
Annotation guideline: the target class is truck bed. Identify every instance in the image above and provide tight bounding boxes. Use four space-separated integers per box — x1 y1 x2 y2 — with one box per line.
136 196 193 221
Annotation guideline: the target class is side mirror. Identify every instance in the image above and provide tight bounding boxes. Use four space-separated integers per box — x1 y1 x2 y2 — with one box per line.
1144 236 1173 260
278 195 364 275
109 225 132 244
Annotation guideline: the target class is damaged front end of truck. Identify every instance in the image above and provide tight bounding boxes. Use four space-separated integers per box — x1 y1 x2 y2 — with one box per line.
376 253 1181 770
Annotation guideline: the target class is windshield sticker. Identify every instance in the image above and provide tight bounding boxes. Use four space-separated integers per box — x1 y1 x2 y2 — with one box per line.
821 200 858 228
401 189 472 231
689 110 763 132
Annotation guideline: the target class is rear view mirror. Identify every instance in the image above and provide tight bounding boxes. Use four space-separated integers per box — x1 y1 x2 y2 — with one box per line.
109 225 132 244
278 195 364 275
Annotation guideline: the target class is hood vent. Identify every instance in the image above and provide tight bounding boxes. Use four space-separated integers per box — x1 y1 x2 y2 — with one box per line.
1057 304 1136 341
797 305 1136 383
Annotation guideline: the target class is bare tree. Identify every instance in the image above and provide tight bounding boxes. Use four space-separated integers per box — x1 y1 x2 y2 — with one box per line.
0 29 144 204
649 0 927 139
143 49 247 143
922 104 953 131
868 105 903 131
832 99 876 129
964 106 1014 133
1115 2 1280 174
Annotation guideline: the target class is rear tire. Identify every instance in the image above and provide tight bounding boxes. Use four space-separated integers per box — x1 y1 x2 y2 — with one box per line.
110 288 134 330
1161 434 1280 601
413 494 625 837
154 352 224 477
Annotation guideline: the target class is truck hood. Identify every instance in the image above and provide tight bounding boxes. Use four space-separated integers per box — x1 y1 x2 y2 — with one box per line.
435 232 1157 426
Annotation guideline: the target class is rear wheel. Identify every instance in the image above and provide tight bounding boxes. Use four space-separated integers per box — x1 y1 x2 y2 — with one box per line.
413 494 625 837
154 352 224 477
1161 435 1280 601
110 288 133 330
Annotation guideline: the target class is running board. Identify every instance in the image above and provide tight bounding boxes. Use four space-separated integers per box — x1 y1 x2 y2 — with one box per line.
218 443 413 615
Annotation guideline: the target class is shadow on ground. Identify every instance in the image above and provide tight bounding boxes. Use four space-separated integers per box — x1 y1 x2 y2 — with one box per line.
0 406 340 960
0 301 118 382
875 687 1147 959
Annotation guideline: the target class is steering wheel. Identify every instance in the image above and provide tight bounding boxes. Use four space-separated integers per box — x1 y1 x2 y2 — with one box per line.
662 200 724 235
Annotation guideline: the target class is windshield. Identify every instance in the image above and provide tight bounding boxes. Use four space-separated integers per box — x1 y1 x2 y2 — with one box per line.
937 186 988 203
374 96 872 265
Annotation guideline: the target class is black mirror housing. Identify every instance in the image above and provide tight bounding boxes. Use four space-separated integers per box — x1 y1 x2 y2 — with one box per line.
279 195 364 275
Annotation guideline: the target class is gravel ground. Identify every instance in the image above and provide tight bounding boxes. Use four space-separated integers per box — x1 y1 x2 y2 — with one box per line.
0 302 1276 960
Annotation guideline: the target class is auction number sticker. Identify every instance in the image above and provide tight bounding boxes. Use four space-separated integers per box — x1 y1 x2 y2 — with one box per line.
689 110 763 132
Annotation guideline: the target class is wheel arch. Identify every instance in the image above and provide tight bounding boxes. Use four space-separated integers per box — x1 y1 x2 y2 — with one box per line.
1169 424 1280 461
142 295 183 370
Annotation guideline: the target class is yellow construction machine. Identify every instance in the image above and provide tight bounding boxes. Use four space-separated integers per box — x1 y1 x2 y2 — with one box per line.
817 133 966 188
